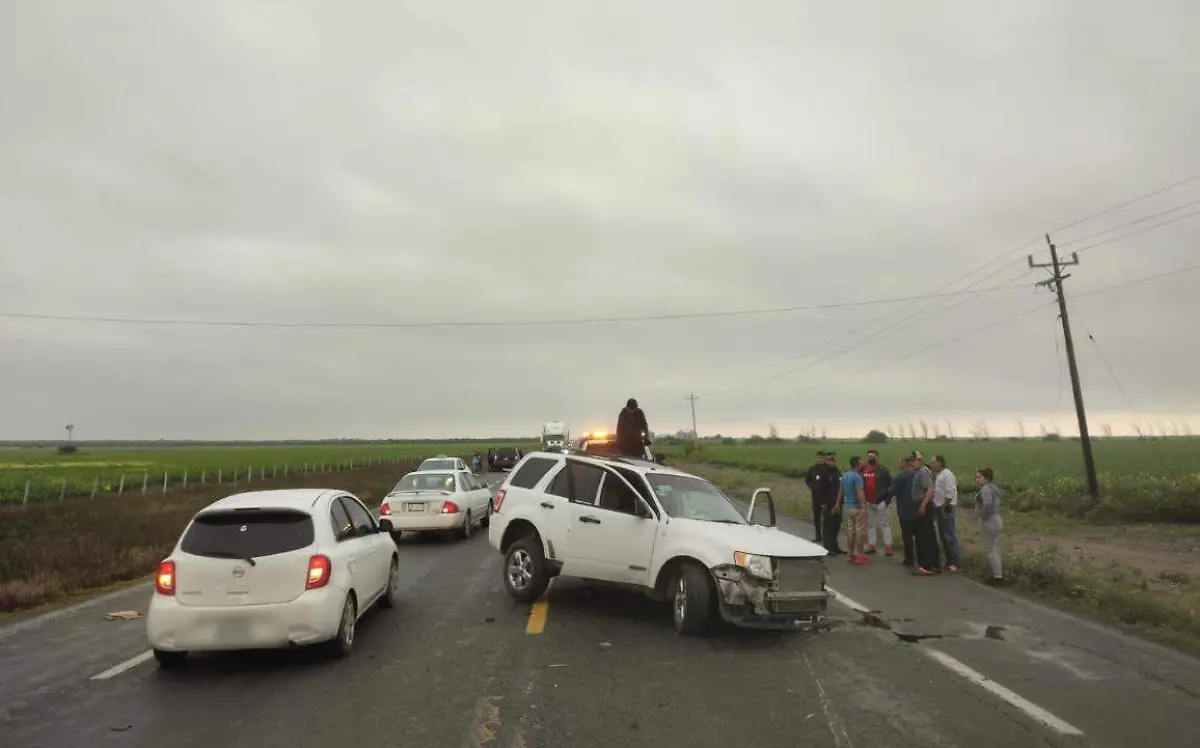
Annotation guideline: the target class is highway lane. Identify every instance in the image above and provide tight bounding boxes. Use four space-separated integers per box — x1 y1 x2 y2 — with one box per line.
0 471 1197 747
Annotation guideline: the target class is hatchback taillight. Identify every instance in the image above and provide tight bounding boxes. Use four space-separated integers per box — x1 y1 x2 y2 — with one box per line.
380 503 391 516
493 489 506 513
155 560 176 596
441 500 460 514
306 554 332 589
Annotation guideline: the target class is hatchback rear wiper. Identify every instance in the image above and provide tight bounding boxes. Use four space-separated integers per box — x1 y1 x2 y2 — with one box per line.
204 551 257 566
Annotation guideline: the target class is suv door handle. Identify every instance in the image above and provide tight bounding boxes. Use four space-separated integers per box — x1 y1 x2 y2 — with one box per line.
579 515 601 524
540 502 556 509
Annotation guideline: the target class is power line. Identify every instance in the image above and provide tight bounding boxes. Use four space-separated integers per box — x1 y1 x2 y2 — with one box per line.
1074 260 1200 299
1068 297 1137 414
703 170 1200 399
0 282 1035 329
1058 198 1200 248
1073 208 1200 255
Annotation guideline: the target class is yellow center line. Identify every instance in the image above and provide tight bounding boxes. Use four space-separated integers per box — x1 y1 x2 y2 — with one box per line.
524 579 554 635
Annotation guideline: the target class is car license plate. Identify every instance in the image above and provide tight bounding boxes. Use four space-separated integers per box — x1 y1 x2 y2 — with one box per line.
406 502 425 512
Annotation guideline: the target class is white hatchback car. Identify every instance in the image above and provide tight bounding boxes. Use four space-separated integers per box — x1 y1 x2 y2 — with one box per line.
145 489 399 667
379 470 493 540
488 451 831 635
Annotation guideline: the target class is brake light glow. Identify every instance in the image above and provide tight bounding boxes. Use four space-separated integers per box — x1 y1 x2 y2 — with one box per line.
441 500 460 514
493 489 506 513
155 560 176 595
306 554 332 589
380 503 391 516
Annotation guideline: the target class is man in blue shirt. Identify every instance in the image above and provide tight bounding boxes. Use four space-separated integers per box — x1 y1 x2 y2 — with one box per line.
836 456 869 564
890 455 917 566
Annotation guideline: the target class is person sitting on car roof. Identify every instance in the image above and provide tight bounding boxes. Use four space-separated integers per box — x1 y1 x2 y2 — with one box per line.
616 398 650 458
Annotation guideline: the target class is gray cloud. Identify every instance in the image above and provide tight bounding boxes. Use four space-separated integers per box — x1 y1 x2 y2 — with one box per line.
2 0 1199 440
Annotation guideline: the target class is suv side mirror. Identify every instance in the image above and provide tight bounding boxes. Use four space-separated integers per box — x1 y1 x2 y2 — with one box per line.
746 487 777 527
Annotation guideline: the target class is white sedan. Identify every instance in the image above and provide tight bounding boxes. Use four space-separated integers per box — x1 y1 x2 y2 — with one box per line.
415 455 468 472
145 489 399 667
380 470 492 540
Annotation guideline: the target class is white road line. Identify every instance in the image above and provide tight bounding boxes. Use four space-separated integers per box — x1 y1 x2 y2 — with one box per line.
826 585 1084 737
826 586 870 616
91 650 154 681
802 652 853 747
924 649 1084 736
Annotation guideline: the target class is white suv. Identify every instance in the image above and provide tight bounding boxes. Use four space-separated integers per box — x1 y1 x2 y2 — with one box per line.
487 451 830 635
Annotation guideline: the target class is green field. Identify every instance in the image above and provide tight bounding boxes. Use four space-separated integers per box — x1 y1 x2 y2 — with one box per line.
656 437 1200 523
0 441 535 503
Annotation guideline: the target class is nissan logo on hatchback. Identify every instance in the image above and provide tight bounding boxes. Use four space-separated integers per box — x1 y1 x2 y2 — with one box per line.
232 566 246 578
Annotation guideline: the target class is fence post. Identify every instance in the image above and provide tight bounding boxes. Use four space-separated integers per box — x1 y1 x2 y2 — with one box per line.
218 468 223 484
162 471 168 494
247 465 253 483
118 474 126 496
284 463 289 477
23 480 30 506
233 467 238 484
90 476 99 499
350 459 354 470
142 471 149 495
272 464 277 479
60 479 67 501
260 466 265 481
183 469 189 491
201 469 207 485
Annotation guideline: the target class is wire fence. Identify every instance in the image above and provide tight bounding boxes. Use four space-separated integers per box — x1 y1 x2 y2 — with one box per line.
1 455 423 506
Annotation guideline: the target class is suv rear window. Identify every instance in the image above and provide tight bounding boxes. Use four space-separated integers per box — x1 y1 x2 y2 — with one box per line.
181 509 315 559
496 447 519 458
508 456 557 489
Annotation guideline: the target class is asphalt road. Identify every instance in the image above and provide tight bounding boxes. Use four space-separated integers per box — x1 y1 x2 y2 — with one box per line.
2 472 1199 748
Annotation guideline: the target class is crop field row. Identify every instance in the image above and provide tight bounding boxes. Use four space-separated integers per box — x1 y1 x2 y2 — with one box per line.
0 442 535 503
656 438 1200 524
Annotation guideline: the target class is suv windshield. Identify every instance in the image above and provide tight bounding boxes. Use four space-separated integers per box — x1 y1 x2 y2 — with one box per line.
645 474 747 524
181 509 315 559
419 459 457 471
393 472 456 492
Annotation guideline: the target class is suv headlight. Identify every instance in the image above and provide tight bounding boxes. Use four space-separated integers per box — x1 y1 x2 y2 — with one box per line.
733 551 773 581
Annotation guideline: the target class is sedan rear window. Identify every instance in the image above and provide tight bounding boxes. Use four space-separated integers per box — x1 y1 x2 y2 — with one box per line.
181 509 315 559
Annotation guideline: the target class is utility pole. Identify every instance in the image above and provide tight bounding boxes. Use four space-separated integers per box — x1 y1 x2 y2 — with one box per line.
1029 234 1099 498
685 393 699 446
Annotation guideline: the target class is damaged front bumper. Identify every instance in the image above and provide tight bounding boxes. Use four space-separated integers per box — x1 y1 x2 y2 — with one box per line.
710 563 832 631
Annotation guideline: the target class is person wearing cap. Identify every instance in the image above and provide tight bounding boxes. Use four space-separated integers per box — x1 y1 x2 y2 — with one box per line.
804 450 830 545
908 450 940 575
931 455 961 572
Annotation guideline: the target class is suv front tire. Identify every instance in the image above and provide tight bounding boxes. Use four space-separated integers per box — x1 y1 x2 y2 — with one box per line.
503 536 551 603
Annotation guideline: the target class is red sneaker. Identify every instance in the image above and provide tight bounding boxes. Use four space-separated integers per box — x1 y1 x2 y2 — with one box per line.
913 567 934 575
865 545 877 555
853 555 870 565
884 545 895 556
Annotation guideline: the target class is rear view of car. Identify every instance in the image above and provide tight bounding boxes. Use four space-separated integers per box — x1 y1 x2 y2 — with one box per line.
145 489 399 667
491 447 522 471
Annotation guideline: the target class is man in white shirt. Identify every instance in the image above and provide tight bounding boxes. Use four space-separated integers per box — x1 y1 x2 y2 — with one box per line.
930 455 961 572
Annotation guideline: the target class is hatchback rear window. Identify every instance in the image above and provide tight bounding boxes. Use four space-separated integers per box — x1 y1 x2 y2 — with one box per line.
181 509 315 559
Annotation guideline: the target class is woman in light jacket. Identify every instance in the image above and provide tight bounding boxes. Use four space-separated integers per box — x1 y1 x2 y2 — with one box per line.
973 467 1004 585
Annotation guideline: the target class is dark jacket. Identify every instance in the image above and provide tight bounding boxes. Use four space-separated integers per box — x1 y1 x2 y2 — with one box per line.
891 467 917 520
862 462 893 504
616 406 649 455
805 463 842 507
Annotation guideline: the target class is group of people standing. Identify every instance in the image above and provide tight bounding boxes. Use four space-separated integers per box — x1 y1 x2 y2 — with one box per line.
804 449 1005 584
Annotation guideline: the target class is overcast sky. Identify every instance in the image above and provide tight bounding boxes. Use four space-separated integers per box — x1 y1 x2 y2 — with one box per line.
2 0 1198 441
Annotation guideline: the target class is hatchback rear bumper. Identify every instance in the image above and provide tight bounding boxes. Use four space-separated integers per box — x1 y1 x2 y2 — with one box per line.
146 587 342 652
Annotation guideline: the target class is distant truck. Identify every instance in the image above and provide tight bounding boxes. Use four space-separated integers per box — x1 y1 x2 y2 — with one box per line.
541 421 570 453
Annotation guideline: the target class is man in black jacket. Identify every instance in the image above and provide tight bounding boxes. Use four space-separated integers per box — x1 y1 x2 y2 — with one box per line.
806 451 844 554
616 398 650 458
804 451 827 544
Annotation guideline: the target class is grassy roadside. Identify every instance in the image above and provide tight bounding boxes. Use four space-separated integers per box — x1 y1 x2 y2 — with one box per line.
674 459 1200 658
0 461 421 615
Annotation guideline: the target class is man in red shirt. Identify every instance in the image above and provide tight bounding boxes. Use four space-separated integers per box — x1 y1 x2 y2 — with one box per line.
861 449 894 555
